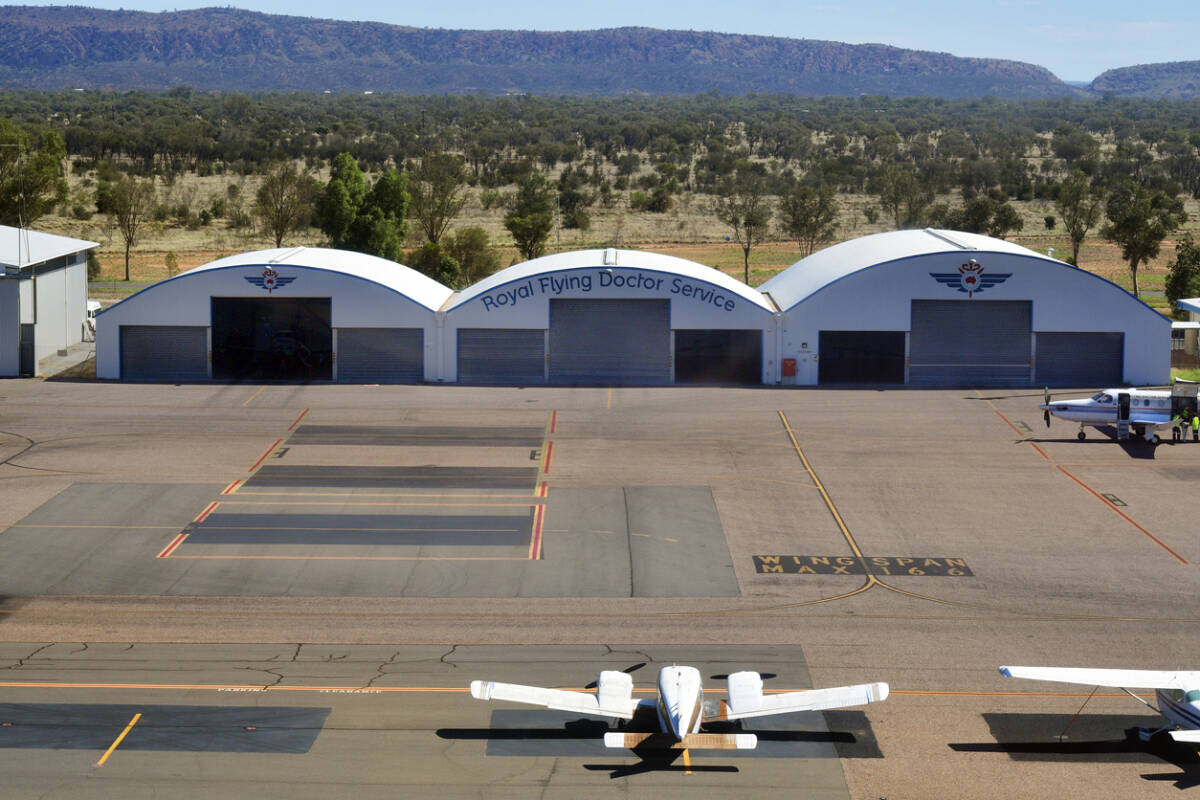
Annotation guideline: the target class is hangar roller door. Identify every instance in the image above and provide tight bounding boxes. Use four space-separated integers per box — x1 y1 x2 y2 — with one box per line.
336 328 424 383
909 300 1032 387
1035 332 1123 387
549 299 670 384
819 331 906 384
120 325 208 381
457 329 545 384
675 330 762 384
212 297 331 381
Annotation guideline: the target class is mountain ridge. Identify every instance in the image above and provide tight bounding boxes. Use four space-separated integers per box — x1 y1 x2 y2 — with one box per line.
0 5 1081 98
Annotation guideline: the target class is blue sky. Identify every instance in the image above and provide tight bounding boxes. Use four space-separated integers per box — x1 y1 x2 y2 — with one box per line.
32 1 1200 82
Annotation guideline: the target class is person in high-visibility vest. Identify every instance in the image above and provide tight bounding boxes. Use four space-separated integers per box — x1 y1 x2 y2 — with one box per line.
1192 413 1199 442
1172 412 1183 441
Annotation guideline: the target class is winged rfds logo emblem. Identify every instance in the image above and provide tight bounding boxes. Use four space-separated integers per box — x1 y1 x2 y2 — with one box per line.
244 267 296 293
929 261 1010 298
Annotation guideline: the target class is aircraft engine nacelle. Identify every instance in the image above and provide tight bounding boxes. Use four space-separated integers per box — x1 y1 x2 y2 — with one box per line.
596 670 634 712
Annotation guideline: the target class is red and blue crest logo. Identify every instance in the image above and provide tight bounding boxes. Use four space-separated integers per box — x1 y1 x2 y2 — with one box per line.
245 267 296 293
930 261 1010 298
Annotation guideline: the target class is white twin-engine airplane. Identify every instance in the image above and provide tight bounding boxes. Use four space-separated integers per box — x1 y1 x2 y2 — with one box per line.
1000 666 1200 743
470 666 888 750
1040 387 1182 443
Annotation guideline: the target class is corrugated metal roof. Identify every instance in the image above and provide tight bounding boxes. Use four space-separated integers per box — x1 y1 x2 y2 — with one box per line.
445 248 773 312
0 225 97 269
759 228 1045 312
1177 298 1200 316
181 247 453 311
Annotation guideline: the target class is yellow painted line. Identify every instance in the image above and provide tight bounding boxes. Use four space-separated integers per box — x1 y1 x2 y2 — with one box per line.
194 525 522 532
607 386 612 409
166 554 536 561
220 480 244 495
10 524 184 530
231 491 545 499
210 500 543 508
95 712 141 767
778 411 868 561
682 747 692 774
242 386 265 407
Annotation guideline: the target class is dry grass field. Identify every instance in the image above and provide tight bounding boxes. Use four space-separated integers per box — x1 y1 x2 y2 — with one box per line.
35 167 1200 305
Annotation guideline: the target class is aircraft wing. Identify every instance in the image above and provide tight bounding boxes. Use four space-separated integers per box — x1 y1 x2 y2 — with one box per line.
1000 666 1200 690
1170 730 1200 743
470 670 640 720
1128 414 1178 430
717 671 889 722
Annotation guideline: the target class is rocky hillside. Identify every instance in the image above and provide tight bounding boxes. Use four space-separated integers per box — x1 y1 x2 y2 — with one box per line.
1090 61 1200 99
0 6 1078 98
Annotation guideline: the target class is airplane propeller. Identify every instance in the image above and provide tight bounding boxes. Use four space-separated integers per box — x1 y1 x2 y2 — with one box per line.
585 662 646 689
1043 387 1051 428
711 672 776 681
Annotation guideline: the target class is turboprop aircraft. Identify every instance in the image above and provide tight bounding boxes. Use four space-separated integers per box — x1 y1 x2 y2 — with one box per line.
1000 666 1200 743
469 665 888 750
1040 387 1184 443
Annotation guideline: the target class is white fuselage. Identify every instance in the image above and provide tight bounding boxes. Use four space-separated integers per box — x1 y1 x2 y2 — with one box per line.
656 666 705 739
1041 388 1172 426
1158 687 1200 732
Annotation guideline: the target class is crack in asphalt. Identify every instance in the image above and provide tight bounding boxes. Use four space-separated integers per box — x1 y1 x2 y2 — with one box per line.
4 642 55 670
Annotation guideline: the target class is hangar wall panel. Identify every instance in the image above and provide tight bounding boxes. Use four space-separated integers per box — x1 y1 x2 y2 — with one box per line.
337 328 423 383
909 300 1031 386
1035 332 1123 387
549 299 670 384
120 325 208 381
0 280 16 376
456 329 545 384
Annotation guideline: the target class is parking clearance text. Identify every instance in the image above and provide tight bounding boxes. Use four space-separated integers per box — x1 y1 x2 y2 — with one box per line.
479 270 738 313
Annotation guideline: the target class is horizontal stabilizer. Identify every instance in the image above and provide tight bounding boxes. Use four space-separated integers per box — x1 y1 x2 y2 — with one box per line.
1169 730 1200 744
999 666 1200 690
603 732 757 749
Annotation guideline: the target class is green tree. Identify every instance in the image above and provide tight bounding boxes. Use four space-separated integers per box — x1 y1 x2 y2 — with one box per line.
444 226 500 285
254 161 315 248
1165 234 1200 310
314 153 409 261
504 172 555 261
873 165 931 229
406 241 461 287
409 153 467 245
779 184 838 257
0 121 68 227
1101 182 1188 297
106 175 155 281
1055 172 1103 265
713 173 772 284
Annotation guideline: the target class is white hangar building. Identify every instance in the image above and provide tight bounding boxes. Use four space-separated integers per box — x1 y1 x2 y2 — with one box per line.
1 226 97 377
440 248 778 384
758 229 1169 387
95 247 452 382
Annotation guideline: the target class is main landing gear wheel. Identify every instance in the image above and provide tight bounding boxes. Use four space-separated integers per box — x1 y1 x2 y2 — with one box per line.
1151 434 1161 445
1077 431 1086 441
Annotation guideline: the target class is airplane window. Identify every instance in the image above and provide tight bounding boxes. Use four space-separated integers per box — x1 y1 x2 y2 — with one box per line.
1100 394 1113 403
1090 393 1106 401
1144 399 1151 406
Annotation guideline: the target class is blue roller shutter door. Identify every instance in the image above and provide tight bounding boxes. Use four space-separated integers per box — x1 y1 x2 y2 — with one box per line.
549 299 670 385
909 300 1032 387
337 328 424 383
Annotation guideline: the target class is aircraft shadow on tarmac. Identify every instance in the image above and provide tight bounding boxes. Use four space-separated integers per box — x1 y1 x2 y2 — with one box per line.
949 713 1200 789
1025 425 1161 459
437 707 881 778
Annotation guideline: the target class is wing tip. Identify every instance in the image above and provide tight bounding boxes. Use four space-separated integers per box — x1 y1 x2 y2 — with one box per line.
872 682 890 702
469 680 489 699
998 666 1013 678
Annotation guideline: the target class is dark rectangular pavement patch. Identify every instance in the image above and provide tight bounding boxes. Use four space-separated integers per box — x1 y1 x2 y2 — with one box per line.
0 703 330 753
288 425 545 447
626 487 738 597
245 465 539 490
188 510 534 547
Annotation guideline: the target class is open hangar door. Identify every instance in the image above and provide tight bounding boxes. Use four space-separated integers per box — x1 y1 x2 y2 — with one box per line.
674 330 762 384
212 297 331 380
1035 332 1123 387
549 299 670 385
909 300 1032 387
818 331 906 384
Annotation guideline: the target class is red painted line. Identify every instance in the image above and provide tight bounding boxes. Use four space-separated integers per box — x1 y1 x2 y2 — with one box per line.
156 532 188 559
990 408 1024 436
220 480 243 495
528 503 545 560
1056 465 1189 564
1028 442 1050 460
549 410 557 434
541 441 554 474
287 408 311 431
193 501 219 524
248 439 283 472
537 481 548 498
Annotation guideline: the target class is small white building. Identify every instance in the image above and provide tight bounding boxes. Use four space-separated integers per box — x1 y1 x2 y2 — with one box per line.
96 247 452 381
759 229 1169 387
0 225 97 377
440 248 778 384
